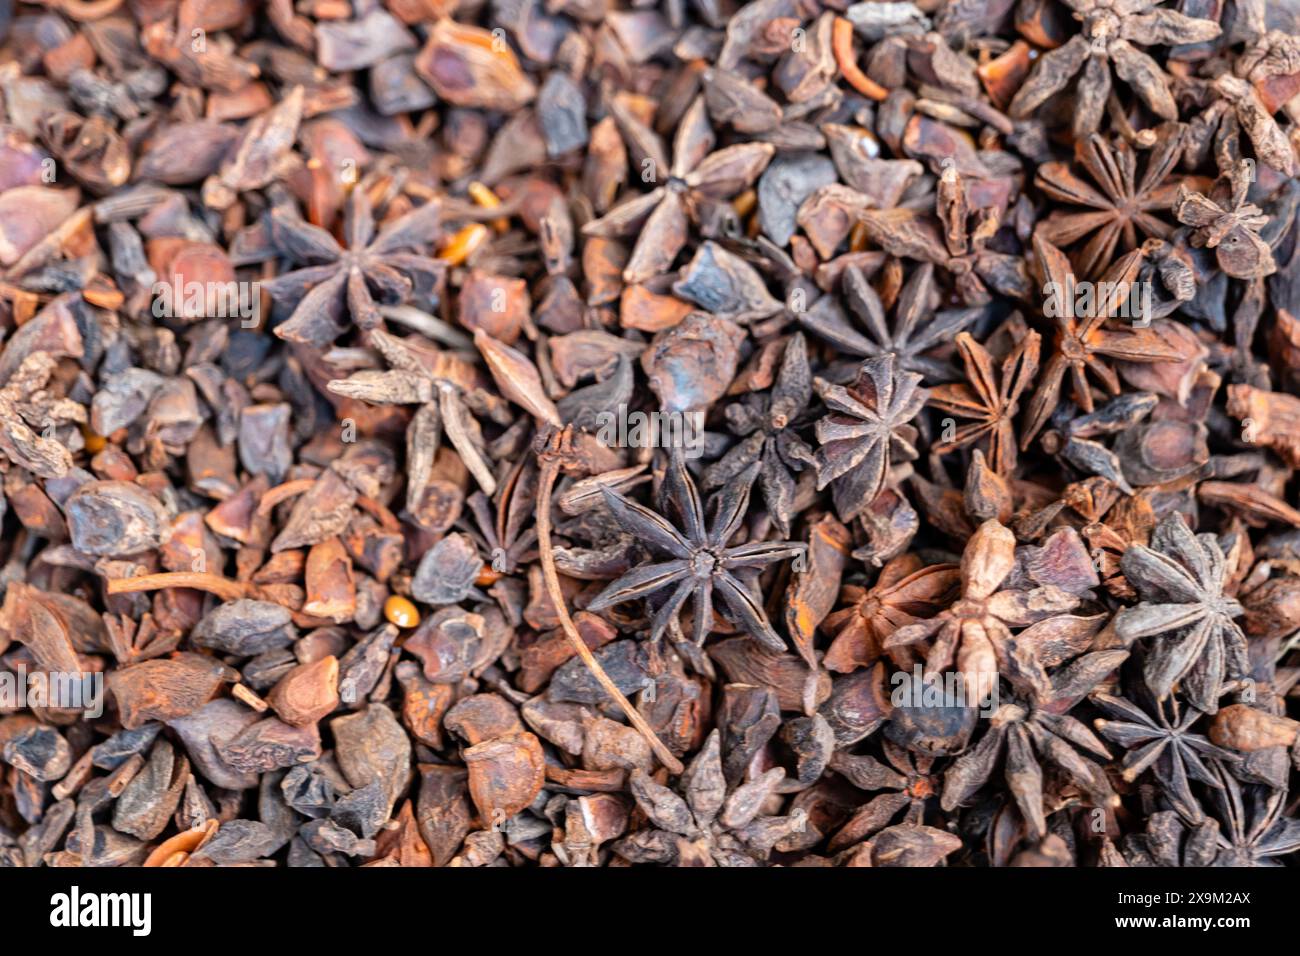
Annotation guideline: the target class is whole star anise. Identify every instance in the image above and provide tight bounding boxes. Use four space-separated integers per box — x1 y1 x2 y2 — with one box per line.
587 450 803 650
265 186 445 348
1008 0 1222 138
1036 125 1190 280
827 740 943 852
823 553 961 673
812 354 928 523
799 262 985 383
611 730 805 867
327 328 504 500
1114 511 1248 714
1020 232 1182 447
942 640 1128 839
884 519 1090 696
582 96 773 286
929 327 1041 476
1093 691 1240 823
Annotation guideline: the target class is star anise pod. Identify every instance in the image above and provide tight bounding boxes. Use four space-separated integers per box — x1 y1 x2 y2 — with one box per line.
929 327 1041 476
1173 161 1277 279
1114 511 1248 714
799 262 985 382
884 519 1100 696
823 553 961 673
1093 691 1240 823
582 96 774 286
1008 0 1222 138
460 457 538 576
1203 762 1300 866
611 730 804 866
1020 232 1183 447
1036 125 1190 280
812 354 928 524
703 333 814 537
859 169 1030 306
327 328 505 501
942 656 1123 840
266 186 445 347
1183 19 1300 178
1110 809 1220 866
827 740 943 852
587 450 803 650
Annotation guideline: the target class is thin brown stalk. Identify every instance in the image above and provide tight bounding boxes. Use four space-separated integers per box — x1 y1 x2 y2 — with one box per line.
534 428 684 775
106 571 251 602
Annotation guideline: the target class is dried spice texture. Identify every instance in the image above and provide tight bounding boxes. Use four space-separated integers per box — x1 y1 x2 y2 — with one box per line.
0 0 1299 872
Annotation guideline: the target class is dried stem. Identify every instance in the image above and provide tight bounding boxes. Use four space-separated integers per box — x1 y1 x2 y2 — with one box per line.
106 571 251 602
534 429 684 775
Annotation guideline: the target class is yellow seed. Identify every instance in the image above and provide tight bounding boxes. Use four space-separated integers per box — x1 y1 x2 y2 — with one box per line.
82 425 107 454
732 189 757 218
438 223 490 266
384 595 420 629
468 181 509 232
849 221 870 253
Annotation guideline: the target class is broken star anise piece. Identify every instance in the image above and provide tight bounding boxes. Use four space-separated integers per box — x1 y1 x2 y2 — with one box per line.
587 449 803 650
1173 161 1277 280
703 333 814 538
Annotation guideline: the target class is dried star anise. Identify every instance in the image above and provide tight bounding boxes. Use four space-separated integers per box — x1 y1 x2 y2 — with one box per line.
1202 763 1300 866
827 740 944 852
799 262 985 382
884 519 1090 695
611 731 804 866
1008 0 1222 138
942 640 1128 839
929 327 1041 476
1036 125 1191 280
858 169 1030 306
1173 160 1277 279
812 354 928 524
1114 511 1249 714
586 450 802 650
703 333 814 537
327 328 504 502
582 96 773 286
1093 691 1240 822
823 553 961 673
266 186 445 347
1020 232 1182 447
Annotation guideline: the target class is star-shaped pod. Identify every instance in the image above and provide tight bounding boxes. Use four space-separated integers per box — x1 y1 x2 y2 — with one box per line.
1009 0 1221 139
581 96 774 286
266 187 445 347
812 354 928 523
587 450 803 650
1114 512 1248 714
